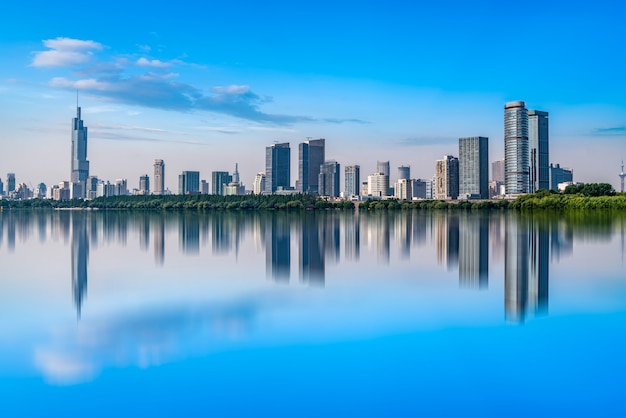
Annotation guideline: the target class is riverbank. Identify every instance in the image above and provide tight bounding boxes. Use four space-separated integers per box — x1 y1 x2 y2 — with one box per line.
1 190 625 211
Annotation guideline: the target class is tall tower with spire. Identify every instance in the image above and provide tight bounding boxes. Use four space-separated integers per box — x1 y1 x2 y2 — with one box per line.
619 160 626 193
71 100 90 198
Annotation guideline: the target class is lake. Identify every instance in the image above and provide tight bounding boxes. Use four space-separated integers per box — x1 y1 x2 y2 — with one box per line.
0 209 624 416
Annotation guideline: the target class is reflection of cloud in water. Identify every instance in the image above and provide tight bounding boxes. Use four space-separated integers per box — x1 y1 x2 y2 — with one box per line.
35 298 262 385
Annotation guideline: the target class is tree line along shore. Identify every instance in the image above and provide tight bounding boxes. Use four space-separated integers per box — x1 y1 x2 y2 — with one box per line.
1 183 625 211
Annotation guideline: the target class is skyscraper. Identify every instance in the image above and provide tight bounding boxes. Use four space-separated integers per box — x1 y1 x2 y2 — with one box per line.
71 106 89 197
377 161 390 177
153 159 165 195
344 165 360 197
179 171 200 194
139 174 150 195
212 171 232 195
253 172 266 195
528 110 549 192
435 155 459 200
367 172 390 197
265 142 290 193
318 161 340 197
7 173 15 193
504 101 529 195
298 138 325 194
459 136 489 199
397 165 410 181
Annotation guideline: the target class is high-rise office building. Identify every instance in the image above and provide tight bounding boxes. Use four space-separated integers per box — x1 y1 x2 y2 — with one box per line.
0 179 4 196
504 101 529 195
265 143 290 193
492 158 505 182
529 110 549 192
7 173 16 193
71 106 89 197
253 172 266 195
459 136 489 199
397 165 410 181
201 180 209 194
435 155 459 200
298 138 325 194
412 179 427 199
179 171 200 194
139 174 150 195
153 159 165 195
549 163 573 191
318 161 340 197
212 171 232 195
377 161 390 177
367 172 390 197
344 165 360 197
394 178 412 200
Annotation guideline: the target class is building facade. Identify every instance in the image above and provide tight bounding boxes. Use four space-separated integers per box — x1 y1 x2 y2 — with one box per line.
504 101 529 195
318 161 340 197
212 171 232 195
550 163 573 191
367 172 390 197
298 138 325 194
528 110 549 192
394 178 412 200
397 165 410 181
435 155 459 200
139 174 150 195
344 165 360 197
459 136 489 199
253 172 266 195
153 159 165 195
179 171 200 194
265 143 290 193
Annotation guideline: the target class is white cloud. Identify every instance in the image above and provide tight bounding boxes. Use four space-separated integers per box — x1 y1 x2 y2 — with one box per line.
136 57 172 68
212 85 250 95
32 37 103 68
49 77 111 91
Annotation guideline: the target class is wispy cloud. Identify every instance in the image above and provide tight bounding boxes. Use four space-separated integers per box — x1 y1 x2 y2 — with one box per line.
32 37 102 68
33 37 365 126
594 126 626 135
136 57 172 68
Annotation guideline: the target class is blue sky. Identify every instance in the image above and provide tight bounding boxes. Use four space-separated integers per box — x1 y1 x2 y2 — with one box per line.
1 0 625 190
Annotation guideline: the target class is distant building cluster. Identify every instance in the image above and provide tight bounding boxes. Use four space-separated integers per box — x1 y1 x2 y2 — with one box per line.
0 100 602 202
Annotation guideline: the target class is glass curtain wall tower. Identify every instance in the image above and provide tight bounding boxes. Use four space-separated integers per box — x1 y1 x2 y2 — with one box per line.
504 101 529 195
298 138 325 194
528 110 549 192
459 136 489 199
153 159 165 195
265 143 291 193
71 106 90 197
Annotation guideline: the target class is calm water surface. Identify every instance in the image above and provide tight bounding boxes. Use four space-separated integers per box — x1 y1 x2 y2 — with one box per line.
0 210 625 416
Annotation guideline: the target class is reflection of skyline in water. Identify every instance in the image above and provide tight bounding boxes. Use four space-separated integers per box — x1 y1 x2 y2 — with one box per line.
0 210 623 323
505 215 550 323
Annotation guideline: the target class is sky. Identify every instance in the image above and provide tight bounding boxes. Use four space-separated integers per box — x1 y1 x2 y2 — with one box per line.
1 0 625 191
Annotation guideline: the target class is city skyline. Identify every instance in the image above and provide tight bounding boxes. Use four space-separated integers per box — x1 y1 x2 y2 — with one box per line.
1 1 626 191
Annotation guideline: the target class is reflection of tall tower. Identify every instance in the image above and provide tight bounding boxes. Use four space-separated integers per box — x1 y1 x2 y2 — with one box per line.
300 214 325 286
459 213 489 289
266 214 290 282
180 214 200 255
529 218 549 316
154 216 165 265
344 212 360 260
505 214 529 322
71 212 89 319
